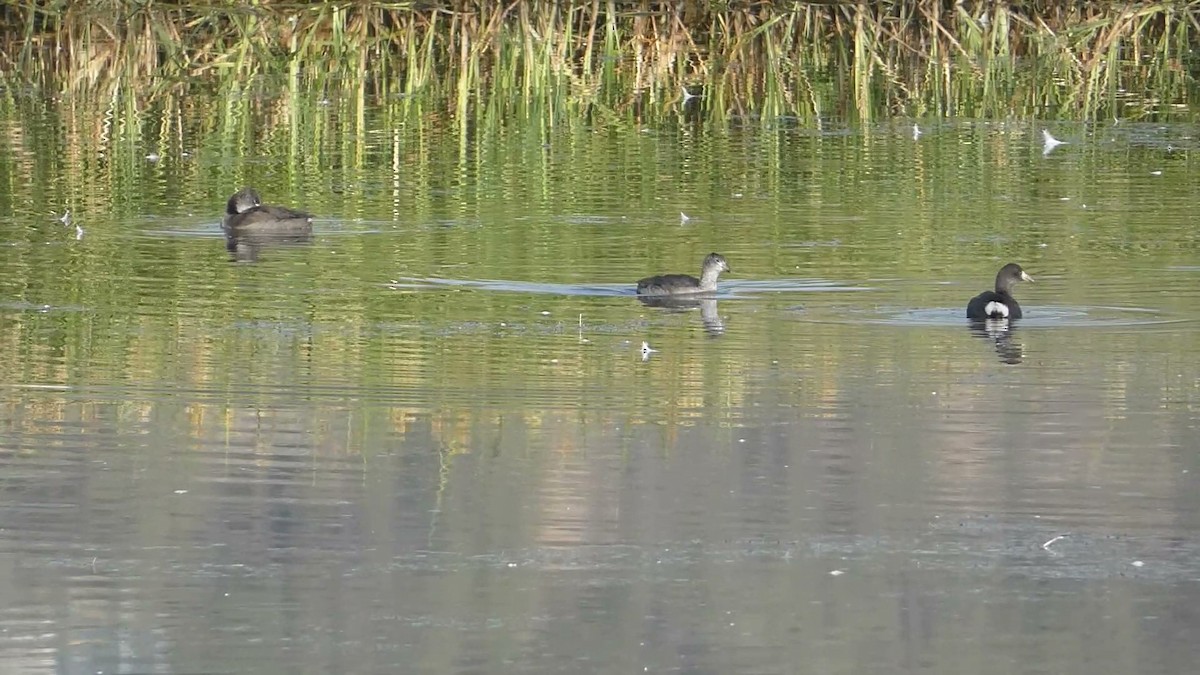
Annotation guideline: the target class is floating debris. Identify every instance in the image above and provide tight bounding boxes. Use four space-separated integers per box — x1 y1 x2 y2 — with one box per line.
640 341 657 361
680 211 691 224
58 210 71 226
74 224 84 240
1041 534 1068 550
146 152 161 163
1042 129 1066 156
912 123 922 140
681 86 699 103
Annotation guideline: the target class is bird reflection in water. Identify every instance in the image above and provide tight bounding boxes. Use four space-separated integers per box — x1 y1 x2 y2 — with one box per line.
969 318 1023 364
637 296 725 336
225 232 313 262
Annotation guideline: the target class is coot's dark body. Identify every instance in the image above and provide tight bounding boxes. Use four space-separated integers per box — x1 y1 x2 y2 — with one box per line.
636 253 730 296
222 187 313 240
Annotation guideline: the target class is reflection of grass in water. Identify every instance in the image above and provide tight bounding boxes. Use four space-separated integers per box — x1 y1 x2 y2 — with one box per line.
2 2 1197 121
2 3 1200 457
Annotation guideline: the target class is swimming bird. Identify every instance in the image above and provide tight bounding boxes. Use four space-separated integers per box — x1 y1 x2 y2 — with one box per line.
636 253 730 296
966 263 1034 319
222 187 312 239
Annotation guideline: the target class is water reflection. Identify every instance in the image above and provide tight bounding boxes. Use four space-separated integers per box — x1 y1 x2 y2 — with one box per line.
224 230 313 262
637 296 725 336
5 100 1200 675
969 318 1024 364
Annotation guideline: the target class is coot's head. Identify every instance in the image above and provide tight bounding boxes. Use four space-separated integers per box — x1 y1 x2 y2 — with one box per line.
226 187 262 216
703 253 730 274
995 263 1033 293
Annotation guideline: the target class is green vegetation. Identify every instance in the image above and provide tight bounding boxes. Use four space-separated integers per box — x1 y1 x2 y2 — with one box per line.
3 1 1199 122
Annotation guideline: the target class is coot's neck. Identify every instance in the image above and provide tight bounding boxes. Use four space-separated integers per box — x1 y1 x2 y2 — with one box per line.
698 266 722 290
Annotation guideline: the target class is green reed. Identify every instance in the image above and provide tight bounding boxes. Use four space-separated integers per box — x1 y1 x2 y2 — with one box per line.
2 1 1199 124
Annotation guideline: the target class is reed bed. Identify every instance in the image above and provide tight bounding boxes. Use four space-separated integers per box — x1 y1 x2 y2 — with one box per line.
2 1 1198 122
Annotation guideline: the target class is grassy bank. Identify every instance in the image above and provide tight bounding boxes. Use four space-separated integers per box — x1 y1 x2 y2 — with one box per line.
2 1 1199 122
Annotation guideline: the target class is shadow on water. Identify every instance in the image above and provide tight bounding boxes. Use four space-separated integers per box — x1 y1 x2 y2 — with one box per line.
968 318 1024 364
637 296 725 336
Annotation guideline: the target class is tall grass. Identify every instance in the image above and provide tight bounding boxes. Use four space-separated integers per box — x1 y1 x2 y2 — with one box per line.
2 1 1199 123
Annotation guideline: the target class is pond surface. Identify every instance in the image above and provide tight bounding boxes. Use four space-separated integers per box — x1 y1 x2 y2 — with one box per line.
2 100 1200 674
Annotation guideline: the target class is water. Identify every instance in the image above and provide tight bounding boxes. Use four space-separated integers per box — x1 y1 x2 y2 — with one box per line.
2 100 1200 674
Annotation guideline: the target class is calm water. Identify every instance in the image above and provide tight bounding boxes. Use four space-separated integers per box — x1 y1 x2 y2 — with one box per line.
2 97 1200 674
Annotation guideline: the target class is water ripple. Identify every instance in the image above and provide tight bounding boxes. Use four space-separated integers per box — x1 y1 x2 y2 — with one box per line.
811 305 1185 328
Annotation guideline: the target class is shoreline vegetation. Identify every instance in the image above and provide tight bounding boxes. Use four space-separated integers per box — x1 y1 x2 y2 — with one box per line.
2 1 1199 122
